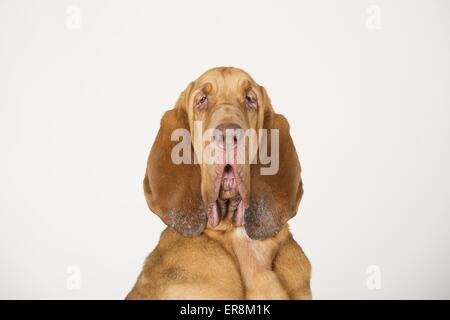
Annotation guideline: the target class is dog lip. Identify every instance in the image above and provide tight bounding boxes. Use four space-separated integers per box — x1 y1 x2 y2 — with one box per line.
212 163 226 202
205 162 248 227
208 161 248 206
218 164 242 200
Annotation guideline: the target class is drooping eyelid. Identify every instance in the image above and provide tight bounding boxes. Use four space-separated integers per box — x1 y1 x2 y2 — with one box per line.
246 89 258 103
243 88 258 112
191 89 206 106
192 82 214 105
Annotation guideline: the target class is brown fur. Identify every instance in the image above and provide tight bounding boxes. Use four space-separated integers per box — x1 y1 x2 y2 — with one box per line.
127 67 311 299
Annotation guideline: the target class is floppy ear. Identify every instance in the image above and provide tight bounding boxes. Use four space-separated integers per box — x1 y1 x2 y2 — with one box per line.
244 96 303 240
143 99 206 237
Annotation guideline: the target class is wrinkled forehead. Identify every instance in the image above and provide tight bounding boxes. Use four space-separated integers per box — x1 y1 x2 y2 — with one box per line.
194 68 257 95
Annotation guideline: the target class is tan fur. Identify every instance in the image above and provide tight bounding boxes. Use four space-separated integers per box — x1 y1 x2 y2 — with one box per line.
127 67 311 300
127 219 311 299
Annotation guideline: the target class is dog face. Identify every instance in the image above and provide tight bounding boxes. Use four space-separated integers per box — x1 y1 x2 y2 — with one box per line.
144 67 303 240
181 68 267 229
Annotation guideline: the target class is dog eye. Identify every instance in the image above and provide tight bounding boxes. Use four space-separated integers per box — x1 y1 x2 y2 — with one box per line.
196 95 208 108
245 94 256 109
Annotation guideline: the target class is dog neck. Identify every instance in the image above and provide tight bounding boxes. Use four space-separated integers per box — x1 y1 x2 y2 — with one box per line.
205 222 288 278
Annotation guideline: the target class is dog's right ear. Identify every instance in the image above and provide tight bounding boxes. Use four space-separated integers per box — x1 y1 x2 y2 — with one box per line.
143 85 206 237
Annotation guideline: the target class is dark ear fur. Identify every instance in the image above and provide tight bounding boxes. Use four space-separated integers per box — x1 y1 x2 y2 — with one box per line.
244 109 303 240
143 107 206 237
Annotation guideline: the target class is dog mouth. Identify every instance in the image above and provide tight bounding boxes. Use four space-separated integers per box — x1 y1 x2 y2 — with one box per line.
219 164 239 199
207 163 246 228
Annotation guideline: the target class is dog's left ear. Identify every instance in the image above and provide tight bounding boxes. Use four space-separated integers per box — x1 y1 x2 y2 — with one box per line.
244 87 303 240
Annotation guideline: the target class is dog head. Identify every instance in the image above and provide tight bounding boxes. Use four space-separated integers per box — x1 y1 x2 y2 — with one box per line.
143 67 303 239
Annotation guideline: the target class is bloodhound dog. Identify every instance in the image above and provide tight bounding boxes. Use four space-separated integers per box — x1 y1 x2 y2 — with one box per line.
126 67 311 299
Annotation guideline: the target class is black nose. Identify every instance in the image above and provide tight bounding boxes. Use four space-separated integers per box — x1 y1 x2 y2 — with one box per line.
214 123 242 149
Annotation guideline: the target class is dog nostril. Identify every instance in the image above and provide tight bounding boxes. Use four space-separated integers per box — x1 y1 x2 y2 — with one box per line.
214 123 241 148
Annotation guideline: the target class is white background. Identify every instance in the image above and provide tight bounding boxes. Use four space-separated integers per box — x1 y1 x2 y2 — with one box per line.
1 0 449 299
